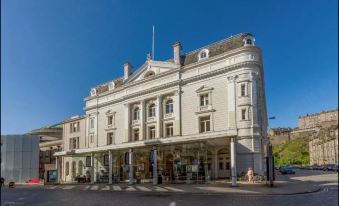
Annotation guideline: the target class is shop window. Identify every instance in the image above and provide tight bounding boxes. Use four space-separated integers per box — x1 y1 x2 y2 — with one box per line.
226 162 230 170
86 156 91 167
219 162 223 170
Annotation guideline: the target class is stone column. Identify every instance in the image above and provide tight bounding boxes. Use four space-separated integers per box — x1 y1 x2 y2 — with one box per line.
152 147 158 185
128 149 134 185
140 100 146 140
124 104 131 142
55 156 59 183
91 153 95 183
108 151 113 184
231 137 237 186
156 95 162 138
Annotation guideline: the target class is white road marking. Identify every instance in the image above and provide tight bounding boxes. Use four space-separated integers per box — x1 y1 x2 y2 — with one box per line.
163 186 184 192
90 185 99 190
113 185 122 191
153 186 168 192
136 186 151 191
125 186 137 191
101 185 110 190
63 185 75 190
48 186 59 189
83 185 90 190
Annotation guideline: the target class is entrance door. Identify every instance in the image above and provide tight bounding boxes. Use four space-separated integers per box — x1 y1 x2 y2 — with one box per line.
217 149 231 179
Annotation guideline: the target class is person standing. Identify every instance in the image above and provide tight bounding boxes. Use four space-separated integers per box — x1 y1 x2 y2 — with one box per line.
247 168 254 184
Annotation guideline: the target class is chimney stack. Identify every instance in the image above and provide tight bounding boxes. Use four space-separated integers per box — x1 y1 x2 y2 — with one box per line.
172 42 182 65
123 62 132 80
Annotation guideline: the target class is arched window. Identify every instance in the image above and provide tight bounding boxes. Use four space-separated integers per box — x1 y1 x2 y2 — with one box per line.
78 161 83 175
65 162 69 176
148 104 156 117
165 99 173 114
134 107 140 120
144 71 155 78
71 161 76 177
198 49 209 61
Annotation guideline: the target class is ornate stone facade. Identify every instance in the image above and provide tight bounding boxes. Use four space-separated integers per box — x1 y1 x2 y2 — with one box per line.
55 33 268 185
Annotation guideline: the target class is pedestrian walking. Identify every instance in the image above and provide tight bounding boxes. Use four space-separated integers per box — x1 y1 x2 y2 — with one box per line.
1 177 4 187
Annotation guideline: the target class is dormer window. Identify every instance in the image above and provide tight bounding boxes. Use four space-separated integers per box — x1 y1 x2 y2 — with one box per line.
243 35 255 46
198 49 209 61
90 88 96 96
108 82 115 91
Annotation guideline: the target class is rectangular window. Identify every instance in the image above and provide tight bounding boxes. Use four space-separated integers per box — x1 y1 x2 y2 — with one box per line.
241 109 247 120
90 134 94 143
104 154 109 166
199 116 211 133
200 94 209 106
166 123 174 137
86 156 91 167
107 132 114 145
107 115 113 126
133 129 139 141
241 84 246 96
149 126 156 139
90 118 94 129
70 122 80 133
69 137 79 150
219 162 223 170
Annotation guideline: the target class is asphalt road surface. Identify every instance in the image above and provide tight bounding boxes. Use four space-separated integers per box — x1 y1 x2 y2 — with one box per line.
1 169 338 206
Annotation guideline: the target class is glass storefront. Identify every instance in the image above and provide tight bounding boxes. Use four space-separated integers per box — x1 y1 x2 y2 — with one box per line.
108 141 212 184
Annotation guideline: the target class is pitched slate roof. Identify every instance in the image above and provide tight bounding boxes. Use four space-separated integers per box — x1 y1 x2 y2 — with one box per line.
92 32 252 95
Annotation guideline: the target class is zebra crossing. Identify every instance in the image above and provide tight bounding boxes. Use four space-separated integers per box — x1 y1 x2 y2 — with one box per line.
46 184 185 193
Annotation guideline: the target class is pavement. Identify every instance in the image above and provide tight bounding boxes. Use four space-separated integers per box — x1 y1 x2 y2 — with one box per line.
7 169 334 195
2 170 338 206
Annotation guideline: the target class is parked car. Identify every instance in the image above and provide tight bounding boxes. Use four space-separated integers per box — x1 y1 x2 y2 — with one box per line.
323 164 337 171
279 166 296 174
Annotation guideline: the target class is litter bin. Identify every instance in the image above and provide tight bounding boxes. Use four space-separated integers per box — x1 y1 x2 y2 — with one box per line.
157 174 162 184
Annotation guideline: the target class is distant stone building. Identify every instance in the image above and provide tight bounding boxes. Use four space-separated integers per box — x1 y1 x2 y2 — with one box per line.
298 109 338 130
268 128 292 145
296 109 338 166
308 123 338 165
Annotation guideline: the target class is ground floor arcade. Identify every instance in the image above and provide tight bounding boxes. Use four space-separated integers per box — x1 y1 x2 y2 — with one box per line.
56 137 265 185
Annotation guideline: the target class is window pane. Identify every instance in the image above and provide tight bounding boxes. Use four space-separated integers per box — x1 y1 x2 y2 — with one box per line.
206 120 210 132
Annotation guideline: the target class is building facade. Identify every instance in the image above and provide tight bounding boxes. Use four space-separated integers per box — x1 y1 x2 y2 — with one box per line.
55 33 269 185
27 124 63 183
298 109 338 130
1 135 39 183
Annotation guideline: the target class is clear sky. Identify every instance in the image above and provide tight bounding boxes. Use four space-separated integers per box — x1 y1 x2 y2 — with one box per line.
1 0 338 134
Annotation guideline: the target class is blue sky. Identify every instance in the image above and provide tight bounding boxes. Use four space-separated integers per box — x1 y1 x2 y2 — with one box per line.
1 0 338 134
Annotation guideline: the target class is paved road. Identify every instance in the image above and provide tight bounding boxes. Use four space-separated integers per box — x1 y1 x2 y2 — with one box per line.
1 169 337 206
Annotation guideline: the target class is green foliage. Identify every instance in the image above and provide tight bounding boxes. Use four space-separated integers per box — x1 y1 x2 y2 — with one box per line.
273 137 310 166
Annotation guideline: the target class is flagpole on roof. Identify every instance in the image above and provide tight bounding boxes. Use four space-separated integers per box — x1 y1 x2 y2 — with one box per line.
152 25 155 60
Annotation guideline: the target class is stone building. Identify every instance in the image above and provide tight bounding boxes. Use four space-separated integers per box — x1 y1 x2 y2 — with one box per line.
308 123 338 166
55 32 269 185
268 127 292 145
298 109 338 130
27 124 63 183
